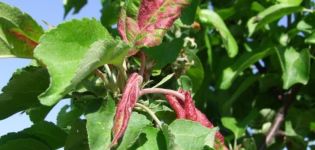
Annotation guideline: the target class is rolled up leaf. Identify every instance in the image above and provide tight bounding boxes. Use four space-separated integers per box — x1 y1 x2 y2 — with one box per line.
111 73 143 147
165 90 227 149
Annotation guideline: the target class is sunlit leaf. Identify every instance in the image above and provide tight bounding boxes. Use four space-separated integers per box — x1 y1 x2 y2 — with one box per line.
163 120 217 150
219 48 273 89
86 97 116 150
34 19 129 106
278 48 310 89
247 4 302 36
117 112 151 150
199 9 238 58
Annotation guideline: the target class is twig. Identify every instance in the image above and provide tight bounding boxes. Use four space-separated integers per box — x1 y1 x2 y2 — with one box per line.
140 88 185 101
135 103 162 127
259 86 300 150
264 107 285 146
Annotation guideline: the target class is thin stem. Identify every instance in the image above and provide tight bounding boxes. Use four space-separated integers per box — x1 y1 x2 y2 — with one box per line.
135 103 162 127
95 69 107 83
140 88 185 101
139 51 146 76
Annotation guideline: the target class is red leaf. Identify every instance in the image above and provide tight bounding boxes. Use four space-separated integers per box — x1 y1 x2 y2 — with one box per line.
165 94 185 119
165 89 227 149
111 73 143 147
136 0 189 47
118 0 191 50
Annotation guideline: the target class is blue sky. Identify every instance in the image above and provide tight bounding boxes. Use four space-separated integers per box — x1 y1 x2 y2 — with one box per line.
0 0 102 135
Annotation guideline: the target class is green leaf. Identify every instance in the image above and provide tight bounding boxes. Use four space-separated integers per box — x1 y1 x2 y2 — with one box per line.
247 4 302 36
143 38 183 69
219 48 273 89
222 76 259 114
178 75 193 92
0 2 43 58
0 121 67 149
0 138 50 150
27 105 52 123
221 117 245 138
117 112 151 150
199 9 238 58
163 120 217 150
277 0 303 6
278 48 310 89
186 50 204 93
57 105 83 130
305 32 315 44
101 0 121 26
0 66 49 120
136 127 161 150
152 73 174 88
86 97 116 150
63 0 87 18
65 119 89 150
23 121 67 149
180 0 200 25
34 18 130 106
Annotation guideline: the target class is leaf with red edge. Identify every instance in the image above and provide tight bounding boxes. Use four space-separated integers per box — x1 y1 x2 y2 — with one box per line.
135 0 190 47
0 2 43 58
117 0 191 51
111 73 143 147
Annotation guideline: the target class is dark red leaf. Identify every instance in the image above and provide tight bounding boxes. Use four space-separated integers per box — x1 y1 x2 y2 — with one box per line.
165 89 227 149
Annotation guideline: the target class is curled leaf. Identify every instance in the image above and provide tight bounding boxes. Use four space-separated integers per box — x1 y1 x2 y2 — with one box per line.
111 73 143 147
165 90 227 149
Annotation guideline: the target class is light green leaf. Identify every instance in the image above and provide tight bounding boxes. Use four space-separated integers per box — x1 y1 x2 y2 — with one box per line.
247 4 302 36
34 18 129 106
199 9 238 58
279 48 310 89
220 48 273 89
63 0 87 18
136 127 160 150
0 2 43 58
152 73 174 88
0 66 49 120
305 32 315 44
277 0 303 6
221 117 245 138
117 112 151 150
86 97 116 150
0 138 50 150
163 120 217 150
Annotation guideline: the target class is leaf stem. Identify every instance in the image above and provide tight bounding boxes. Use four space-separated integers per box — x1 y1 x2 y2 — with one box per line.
135 103 162 127
140 88 185 101
139 51 146 76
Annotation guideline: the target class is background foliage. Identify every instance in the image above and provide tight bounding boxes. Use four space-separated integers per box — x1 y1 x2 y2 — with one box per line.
1 0 315 149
